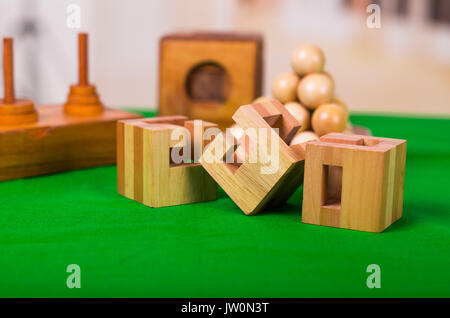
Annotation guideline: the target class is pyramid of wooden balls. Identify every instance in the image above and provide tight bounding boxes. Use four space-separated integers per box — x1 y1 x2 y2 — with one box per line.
256 44 352 148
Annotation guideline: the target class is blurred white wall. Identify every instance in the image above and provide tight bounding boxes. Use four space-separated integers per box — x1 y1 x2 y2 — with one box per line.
0 0 449 114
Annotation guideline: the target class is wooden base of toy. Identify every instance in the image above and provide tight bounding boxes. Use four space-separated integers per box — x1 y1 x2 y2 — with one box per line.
0 99 38 125
0 105 141 181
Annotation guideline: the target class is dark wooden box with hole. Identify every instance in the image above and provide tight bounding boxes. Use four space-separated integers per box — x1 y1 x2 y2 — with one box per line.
158 32 263 129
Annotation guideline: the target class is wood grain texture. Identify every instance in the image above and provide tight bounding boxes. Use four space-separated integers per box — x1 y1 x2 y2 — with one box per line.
117 116 217 207
199 100 305 215
159 32 263 129
0 105 141 181
301 132 407 233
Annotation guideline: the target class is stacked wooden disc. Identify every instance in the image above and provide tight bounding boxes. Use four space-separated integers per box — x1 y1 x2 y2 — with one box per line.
0 38 38 126
254 44 355 148
64 33 103 116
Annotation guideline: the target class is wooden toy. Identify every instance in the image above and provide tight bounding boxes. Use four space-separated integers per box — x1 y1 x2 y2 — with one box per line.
311 103 348 136
0 34 141 182
284 102 310 132
297 73 334 109
200 99 305 215
0 38 38 125
332 97 349 117
64 33 103 116
302 133 407 233
117 116 218 207
271 72 299 103
252 96 272 104
290 44 325 76
159 32 263 129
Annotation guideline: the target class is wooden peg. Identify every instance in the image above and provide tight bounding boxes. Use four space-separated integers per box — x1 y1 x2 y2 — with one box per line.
78 33 88 86
64 32 103 116
3 38 15 103
0 37 37 126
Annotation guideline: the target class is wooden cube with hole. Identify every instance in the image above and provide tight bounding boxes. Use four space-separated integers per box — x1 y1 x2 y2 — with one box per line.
159 32 263 129
302 133 407 233
199 99 305 215
117 116 218 207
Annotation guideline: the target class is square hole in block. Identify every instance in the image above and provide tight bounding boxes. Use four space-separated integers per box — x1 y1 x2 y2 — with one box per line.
223 134 256 174
322 165 343 210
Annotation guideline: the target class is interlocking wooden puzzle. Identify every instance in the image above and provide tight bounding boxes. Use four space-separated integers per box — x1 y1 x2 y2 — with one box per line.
199 99 305 215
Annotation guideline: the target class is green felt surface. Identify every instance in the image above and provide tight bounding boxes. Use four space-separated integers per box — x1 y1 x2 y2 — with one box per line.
0 111 449 298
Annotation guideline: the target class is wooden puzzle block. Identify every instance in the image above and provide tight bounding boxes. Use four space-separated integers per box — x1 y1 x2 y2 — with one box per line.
199 99 305 215
302 133 407 233
0 34 141 182
159 32 263 129
117 116 218 207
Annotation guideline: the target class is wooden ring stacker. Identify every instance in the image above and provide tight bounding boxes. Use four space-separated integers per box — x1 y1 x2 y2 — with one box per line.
64 33 103 116
0 38 38 126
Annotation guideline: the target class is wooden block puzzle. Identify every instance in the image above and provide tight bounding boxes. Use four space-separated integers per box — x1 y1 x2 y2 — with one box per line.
0 34 141 182
301 133 407 232
159 32 263 129
199 99 305 215
117 116 218 207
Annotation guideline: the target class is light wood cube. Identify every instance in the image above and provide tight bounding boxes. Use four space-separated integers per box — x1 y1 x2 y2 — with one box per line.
302 133 407 232
117 116 217 207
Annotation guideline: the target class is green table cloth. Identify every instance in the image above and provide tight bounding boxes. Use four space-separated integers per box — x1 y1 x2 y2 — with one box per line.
0 111 449 297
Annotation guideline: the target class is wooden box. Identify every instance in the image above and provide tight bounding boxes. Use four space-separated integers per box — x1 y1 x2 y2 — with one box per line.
302 133 407 232
117 116 217 207
159 32 263 129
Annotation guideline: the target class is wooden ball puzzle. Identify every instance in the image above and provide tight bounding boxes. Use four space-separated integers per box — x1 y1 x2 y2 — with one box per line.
0 33 141 182
159 32 263 129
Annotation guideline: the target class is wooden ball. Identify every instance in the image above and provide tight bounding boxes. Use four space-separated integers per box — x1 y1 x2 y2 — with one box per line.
290 44 325 76
253 96 273 104
343 121 354 134
333 97 349 117
289 131 319 150
284 102 310 132
323 71 335 86
271 72 299 103
297 73 334 110
311 103 348 136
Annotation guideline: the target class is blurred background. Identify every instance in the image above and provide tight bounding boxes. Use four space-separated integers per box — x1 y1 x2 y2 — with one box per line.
0 0 448 114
